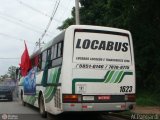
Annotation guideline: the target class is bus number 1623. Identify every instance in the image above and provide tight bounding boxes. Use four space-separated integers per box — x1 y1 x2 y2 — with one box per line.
120 86 132 92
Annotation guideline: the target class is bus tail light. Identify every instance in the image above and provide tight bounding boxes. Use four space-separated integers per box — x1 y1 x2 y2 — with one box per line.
63 94 81 103
125 94 135 101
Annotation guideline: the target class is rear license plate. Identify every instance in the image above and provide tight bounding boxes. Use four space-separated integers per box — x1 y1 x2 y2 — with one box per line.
83 96 94 101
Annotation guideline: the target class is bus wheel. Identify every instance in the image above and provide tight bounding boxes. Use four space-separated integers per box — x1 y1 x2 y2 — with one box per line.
39 94 47 118
21 91 26 106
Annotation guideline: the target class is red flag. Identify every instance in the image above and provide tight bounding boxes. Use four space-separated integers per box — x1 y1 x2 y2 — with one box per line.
19 41 31 76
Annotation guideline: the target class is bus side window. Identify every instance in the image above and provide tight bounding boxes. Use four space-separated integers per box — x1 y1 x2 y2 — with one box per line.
50 41 63 68
38 54 42 71
47 48 51 68
47 48 51 59
51 45 55 60
53 44 57 59
61 41 64 56
42 51 47 70
51 44 57 67
57 41 63 57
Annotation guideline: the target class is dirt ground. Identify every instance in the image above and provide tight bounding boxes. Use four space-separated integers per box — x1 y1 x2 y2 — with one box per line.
132 106 160 114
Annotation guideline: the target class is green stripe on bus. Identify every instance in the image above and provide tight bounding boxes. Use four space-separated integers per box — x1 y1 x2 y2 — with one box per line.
45 87 54 100
44 69 58 98
72 71 133 94
48 69 56 83
44 69 56 97
45 87 54 99
114 71 123 83
45 68 61 103
109 71 119 83
104 71 114 83
103 70 111 83
27 96 32 104
26 96 32 104
26 96 30 103
118 72 133 83
45 68 60 103
24 91 38 105
44 79 57 98
31 97 36 105
104 70 111 79
44 87 51 98
45 87 56 103
29 96 33 104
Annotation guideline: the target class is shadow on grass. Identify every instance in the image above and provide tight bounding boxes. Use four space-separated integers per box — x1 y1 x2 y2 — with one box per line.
136 88 160 106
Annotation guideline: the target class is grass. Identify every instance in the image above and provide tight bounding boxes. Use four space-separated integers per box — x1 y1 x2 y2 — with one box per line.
136 89 160 106
114 89 160 117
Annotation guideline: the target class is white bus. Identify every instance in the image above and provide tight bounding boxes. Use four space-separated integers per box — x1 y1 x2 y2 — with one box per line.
18 25 135 117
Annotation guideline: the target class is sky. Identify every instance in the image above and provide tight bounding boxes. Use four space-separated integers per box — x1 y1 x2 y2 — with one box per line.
0 0 75 75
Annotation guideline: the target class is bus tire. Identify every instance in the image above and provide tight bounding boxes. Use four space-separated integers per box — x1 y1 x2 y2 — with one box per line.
47 113 61 120
21 91 26 106
39 94 47 118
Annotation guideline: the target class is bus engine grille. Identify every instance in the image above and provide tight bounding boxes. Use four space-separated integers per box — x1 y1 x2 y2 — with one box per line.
54 89 61 108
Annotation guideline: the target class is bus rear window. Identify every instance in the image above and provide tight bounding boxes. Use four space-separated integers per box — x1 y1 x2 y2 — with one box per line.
73 31 132 65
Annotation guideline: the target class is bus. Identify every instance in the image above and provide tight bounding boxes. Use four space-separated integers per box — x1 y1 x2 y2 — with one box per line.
18 25 135 117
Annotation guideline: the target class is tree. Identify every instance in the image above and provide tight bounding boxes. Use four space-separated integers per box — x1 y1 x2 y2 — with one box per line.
58 7 75 30
0 74 9 81
8 66 17 79
0 66 17 82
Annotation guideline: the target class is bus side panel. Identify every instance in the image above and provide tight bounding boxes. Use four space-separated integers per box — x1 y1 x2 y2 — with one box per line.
44 67 63 115
19 71 44 107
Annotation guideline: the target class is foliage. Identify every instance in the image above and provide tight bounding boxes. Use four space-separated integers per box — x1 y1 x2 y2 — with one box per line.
0 74 9 81
57 18 75 30
58 0 160 89
136 89 160 106
8 66 17 79
57 7 75 30
0 66 17 81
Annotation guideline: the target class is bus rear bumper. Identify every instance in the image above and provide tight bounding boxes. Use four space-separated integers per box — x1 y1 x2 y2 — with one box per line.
63 102 135 112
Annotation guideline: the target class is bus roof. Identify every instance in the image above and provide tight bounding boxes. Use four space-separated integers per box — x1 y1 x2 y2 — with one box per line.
67 25 130 35
41 31 65 52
